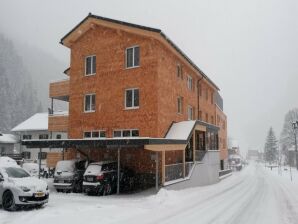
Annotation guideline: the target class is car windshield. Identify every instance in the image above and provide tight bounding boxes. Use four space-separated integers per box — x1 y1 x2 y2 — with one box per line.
85 164 101 175
56 161 75 172
5 167 30 178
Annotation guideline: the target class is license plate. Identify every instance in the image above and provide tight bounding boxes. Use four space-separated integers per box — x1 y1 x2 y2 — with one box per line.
35 192 45 197
58 180 64 183
87 177 93 182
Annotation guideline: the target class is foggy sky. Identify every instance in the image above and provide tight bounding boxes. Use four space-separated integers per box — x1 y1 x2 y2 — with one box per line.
1 0 298 155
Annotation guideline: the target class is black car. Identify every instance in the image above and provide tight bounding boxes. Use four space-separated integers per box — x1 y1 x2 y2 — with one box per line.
53 160 87 193
83 161 135 195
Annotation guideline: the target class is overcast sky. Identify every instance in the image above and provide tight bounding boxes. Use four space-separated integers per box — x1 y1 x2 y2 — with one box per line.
0 0 297 154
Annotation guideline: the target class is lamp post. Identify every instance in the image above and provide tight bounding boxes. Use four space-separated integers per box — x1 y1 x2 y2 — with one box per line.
291 121 298 170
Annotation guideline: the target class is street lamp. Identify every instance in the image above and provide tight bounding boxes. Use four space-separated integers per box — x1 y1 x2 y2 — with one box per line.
291 121 298 170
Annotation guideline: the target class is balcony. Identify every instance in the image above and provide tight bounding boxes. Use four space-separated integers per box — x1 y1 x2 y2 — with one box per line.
48 112 69 132
49 79 70 101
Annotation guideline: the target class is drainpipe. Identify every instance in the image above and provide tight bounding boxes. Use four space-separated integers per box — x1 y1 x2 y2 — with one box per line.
197 76 204 120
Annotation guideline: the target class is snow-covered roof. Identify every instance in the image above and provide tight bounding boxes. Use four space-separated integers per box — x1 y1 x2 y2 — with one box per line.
11 113 48 132
165 120 196 140
0 133 18 144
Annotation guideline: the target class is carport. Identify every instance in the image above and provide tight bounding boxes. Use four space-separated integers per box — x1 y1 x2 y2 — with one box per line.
22 138 187 194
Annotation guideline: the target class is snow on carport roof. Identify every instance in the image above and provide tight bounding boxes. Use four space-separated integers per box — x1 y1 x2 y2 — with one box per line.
11 113 48 132
0 133 18 144
165 120 196 140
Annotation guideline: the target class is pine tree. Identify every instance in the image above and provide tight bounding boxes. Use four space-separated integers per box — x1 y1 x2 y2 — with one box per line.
264 127 278 165
280 108 298 163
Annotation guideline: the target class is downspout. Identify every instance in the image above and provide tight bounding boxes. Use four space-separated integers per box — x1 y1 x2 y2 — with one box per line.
197 76 204 120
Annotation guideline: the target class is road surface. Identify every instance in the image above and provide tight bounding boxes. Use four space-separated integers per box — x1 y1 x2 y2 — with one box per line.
1 163 298 224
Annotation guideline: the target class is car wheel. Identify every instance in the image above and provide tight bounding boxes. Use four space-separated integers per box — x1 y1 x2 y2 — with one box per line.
102 183 112 196
2 191 16 211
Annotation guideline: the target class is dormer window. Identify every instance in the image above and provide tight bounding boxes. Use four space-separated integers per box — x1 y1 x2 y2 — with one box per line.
85 55 96 76
126 46 140 68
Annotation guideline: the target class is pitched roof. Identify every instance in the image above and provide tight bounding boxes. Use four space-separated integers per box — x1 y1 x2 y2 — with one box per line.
11 113 48 132
61 13 219 90
0 134 18 144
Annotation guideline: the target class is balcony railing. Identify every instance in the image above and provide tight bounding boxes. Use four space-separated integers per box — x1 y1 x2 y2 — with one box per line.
165 162 194 182
48 113 68 132
49 79 70 101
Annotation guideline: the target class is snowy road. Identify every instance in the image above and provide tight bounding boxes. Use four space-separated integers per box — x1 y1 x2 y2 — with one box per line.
1 163 298 224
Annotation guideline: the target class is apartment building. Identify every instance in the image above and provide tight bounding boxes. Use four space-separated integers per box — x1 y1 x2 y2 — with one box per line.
24 14 228 189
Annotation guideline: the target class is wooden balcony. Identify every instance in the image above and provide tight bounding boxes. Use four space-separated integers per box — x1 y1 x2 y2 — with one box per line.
49 79 70 101
48 114 68 132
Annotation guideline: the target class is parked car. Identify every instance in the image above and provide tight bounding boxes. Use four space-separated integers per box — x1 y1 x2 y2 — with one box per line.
0 157 49 211
22 162 39 177
83 161 135 196
53 160 87 193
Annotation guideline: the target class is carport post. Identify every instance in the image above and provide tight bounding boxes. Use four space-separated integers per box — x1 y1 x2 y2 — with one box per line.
117 148 120 195
39 148 42 179
155 151 159 191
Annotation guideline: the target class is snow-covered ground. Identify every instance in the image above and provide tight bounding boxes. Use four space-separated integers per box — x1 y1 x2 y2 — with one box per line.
1 162 298 224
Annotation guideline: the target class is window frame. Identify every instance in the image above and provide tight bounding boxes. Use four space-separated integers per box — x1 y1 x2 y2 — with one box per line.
125 88 139 109
39 134 48 140
187 105 193 120
84 93 96 113
125 46 140 69
22 135 32 140
187 75 193 90
85 55 96 76
113 129 139 138
177 96 183 114
83 130 106 139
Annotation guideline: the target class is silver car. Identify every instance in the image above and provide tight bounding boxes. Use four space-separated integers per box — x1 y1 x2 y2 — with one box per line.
0 163 49 211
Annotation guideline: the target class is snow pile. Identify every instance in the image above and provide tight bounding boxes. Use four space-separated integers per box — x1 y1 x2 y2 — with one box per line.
0 156 18 167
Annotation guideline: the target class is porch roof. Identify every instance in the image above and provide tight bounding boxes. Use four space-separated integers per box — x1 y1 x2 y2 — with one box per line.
21 137 187 149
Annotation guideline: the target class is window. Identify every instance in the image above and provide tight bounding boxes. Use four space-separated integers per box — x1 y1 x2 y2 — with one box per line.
39 134 48 139
187 106 193 120
187 75 193 90
177 64 183 79
38 152 47 160
85 55 96 76
206 88 208 101
23 135 32 140
211 116 214 124
126 46 140 68
211 92 214 104
56 134 62 139
113 129 139 138
125 88 139 109
177 96 183 114
206 113 209 123
84 94 96 112
22 151 31 159
84 130 106 139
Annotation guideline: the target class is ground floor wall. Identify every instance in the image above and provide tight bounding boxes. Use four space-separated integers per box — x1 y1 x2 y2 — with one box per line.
165 150 220 190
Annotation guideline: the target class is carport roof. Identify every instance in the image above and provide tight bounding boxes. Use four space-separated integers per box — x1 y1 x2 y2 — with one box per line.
22 137 187 149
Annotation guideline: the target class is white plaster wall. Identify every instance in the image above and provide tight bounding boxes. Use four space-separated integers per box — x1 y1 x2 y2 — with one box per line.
165 151 220 190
